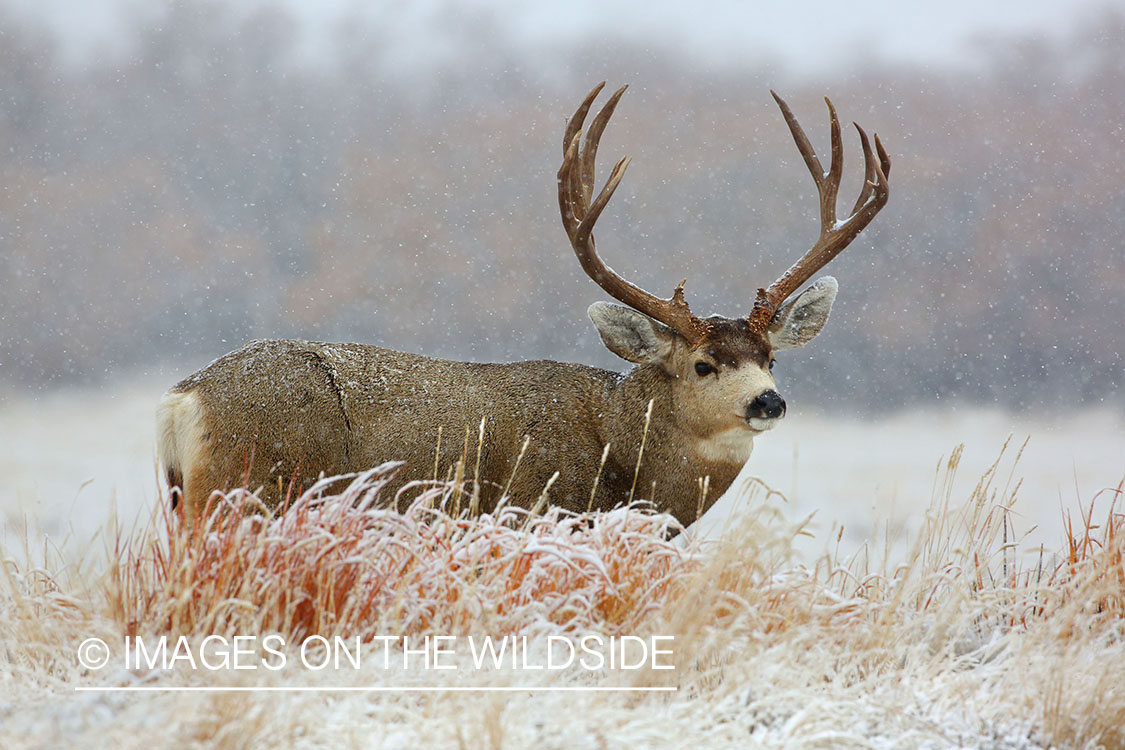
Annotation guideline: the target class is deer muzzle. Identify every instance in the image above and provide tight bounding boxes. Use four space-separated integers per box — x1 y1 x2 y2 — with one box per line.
746 389 786 429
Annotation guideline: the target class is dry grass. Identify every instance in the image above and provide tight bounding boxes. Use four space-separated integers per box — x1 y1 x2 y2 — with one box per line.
107 465 689 642
2 444 1124 749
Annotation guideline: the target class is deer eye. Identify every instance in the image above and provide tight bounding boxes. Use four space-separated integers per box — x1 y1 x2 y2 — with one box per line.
694 361 716 377
769 359 776 371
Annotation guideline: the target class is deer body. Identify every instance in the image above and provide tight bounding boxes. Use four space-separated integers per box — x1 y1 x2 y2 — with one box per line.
158 84 890 525
159 334 760 525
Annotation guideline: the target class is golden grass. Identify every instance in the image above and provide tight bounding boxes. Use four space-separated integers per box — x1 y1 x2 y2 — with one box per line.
2 443 1124 748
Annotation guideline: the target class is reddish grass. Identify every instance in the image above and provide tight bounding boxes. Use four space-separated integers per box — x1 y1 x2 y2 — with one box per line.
108 468 693 642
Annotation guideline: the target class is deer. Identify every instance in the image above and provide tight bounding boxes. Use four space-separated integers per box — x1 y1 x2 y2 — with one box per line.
157 83 890 527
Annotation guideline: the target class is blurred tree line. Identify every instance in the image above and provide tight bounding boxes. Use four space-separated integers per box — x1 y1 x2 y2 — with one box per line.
0 1 1121 413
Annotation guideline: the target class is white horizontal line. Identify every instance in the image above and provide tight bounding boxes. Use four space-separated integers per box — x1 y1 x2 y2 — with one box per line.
74 685 677 693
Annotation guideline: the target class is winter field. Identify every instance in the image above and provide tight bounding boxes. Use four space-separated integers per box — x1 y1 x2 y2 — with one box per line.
3 0 1123 745
2 379 1124 748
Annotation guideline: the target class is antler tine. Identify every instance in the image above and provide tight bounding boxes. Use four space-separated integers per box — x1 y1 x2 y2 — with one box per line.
876 134 891 176
823 98 843 227
771 90 823 183
574 154 631 250
850 123 877 214
563 82 604 156
559 83 605 239
749 93 891 332
557 84 709 345
850 124 893 215
771 91 846 231
579 85 628 206
559 130 583 242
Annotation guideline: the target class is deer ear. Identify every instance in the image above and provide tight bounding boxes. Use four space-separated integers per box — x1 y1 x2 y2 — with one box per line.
588 302 677 364
767 275 838 350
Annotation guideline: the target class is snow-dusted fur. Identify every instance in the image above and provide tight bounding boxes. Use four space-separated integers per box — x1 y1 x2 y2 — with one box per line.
157 281 834 525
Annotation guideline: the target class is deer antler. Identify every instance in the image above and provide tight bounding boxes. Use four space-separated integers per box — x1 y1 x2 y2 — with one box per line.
559 82 710 345
747 92 891 332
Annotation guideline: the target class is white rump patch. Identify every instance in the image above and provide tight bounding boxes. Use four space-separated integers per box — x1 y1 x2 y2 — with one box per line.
156 390 208 497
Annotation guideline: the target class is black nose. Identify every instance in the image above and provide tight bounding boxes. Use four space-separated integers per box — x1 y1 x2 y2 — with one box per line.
748 390 786 420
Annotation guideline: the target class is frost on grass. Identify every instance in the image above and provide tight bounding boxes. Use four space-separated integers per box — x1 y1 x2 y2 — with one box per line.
2 448 1124 749
108 466 690 641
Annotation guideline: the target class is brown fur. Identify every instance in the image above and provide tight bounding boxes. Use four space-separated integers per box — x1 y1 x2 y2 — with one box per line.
160 332 772 527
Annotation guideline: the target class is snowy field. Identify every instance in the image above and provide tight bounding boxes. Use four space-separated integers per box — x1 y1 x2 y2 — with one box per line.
2 377 1121 564
2 0 1122 744
2 377 1124 749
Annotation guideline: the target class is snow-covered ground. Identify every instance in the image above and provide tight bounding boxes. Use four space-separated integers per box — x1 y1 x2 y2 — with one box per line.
698 405 1125 562
2 377 1121 565
3 377 1124 749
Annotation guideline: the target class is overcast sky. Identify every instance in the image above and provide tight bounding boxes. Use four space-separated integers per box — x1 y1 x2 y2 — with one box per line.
5 0 1120 74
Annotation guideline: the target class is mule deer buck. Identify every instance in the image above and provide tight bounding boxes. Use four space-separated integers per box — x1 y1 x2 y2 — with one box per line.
157 83 890 526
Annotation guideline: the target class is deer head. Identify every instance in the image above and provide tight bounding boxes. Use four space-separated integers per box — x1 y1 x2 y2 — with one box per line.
558 83 890 446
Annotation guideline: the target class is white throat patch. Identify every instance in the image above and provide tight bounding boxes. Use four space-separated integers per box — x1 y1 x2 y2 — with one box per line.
695 425 757 465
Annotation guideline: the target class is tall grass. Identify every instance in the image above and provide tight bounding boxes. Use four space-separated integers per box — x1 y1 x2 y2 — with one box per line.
106 465 689 642
2 444 1123 748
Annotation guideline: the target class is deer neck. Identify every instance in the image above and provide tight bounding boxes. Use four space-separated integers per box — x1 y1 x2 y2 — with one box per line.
601 363 675 446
